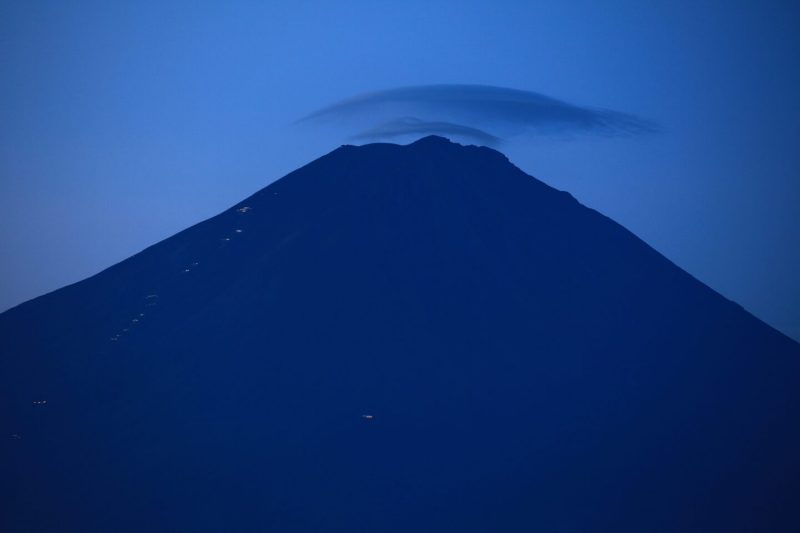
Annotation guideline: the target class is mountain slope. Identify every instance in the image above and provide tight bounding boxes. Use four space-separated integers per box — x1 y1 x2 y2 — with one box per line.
2 136 799 532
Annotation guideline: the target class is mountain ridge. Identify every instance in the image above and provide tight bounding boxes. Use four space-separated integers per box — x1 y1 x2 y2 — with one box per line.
1 136 798 532
3 136 790 345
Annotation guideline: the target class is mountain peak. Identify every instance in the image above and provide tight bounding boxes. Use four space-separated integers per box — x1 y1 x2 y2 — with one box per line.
409 134 457 146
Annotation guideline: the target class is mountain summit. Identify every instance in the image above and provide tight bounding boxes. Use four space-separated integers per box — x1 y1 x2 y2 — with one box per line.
2 137 798 532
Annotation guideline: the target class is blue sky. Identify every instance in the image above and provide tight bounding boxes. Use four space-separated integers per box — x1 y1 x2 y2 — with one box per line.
1 0 798 339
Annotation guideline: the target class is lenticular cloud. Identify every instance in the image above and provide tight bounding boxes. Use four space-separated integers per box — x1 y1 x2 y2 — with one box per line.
300 84 656 143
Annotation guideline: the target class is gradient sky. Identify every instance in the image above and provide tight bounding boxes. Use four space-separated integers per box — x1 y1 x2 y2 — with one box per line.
1 0 798 340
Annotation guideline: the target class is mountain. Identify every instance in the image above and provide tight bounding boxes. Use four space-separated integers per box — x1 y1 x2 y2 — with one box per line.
1 136 798 532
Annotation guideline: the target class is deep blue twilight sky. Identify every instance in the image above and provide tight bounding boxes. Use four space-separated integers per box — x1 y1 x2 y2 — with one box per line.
1 1 798 340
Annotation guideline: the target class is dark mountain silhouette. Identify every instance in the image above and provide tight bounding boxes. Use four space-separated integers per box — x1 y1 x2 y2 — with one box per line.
1 136 798 532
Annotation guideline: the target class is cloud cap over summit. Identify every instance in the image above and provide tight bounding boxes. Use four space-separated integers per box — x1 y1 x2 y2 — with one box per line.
350 118 500 145
301 84 657 142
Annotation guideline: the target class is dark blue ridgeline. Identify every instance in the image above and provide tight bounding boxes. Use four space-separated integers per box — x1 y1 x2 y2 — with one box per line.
1 136 799 532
